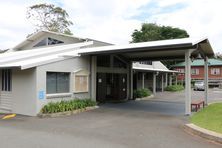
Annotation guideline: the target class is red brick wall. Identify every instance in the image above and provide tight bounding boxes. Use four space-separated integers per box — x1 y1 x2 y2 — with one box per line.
174 66 222 80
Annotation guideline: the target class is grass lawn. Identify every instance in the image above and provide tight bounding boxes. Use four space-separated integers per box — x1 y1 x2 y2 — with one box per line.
191 103 222 134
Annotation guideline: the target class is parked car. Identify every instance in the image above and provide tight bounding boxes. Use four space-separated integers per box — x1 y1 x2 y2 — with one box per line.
194 81 205 91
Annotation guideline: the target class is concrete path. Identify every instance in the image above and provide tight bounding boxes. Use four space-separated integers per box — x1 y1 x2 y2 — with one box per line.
0 90 221 148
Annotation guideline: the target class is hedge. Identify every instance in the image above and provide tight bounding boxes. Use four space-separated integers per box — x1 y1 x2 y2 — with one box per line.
133 88 152 98
41 99 96 114
165 85 184 92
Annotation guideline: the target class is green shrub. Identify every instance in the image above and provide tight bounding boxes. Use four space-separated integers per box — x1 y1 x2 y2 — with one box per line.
41 99 96 114
165 85 184 92
133 88 152 98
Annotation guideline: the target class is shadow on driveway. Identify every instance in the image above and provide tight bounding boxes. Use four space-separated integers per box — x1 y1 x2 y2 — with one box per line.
100 100 185 116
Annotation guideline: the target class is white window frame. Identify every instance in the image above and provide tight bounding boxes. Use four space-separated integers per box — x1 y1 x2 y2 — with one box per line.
191 68 199 75
211 68 220 75
46 72 70 94
177 68 184 75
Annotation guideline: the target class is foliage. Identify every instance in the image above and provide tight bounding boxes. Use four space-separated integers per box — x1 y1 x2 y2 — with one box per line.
27 3 73 35
165 85 184 92
41 99 96 114
133 88 152 98
215 52 222 59
191 103 222 134
131 23 189 68
131 23 189 43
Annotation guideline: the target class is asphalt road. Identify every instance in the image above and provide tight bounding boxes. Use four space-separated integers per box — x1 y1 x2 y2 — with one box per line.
0 90 221 148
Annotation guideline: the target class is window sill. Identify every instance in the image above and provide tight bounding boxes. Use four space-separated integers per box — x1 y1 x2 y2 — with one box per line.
74 91 89 94
46 93 72 99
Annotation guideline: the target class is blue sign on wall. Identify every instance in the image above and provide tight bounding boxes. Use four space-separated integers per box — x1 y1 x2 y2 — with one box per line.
38 90 45 100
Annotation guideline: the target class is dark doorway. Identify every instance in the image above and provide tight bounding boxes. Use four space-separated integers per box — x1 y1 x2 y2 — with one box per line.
96 73 127 102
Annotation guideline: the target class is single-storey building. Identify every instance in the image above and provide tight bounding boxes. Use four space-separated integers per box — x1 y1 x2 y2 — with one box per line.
172 59 222 87
0 31 214 116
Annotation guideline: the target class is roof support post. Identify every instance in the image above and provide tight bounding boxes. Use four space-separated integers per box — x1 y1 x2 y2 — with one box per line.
142 73 145 89
161 74 164 92
130 62 134 99
91 56 97 101
175 75 178 85
165 73 168 87
204 56 209 105
153 72 156 95
185 49 192 115
169 75 172 86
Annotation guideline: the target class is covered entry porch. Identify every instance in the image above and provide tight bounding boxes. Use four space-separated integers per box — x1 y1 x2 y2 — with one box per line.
79 37 214 115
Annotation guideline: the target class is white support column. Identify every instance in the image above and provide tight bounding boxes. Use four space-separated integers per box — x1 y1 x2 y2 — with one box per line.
142 73 145 89
130 62 134 99
161 74 164 92
204 57 209 105
185 50 192 115
169 75 172 86
175 75 178 85
91 56 97 101
165 73 168 87
153 72 156 95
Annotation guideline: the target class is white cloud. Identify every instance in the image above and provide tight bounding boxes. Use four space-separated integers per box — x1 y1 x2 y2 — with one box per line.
0 0 222 53
148 0 222 52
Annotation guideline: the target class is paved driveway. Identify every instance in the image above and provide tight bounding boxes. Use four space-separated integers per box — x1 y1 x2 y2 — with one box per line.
153 89 222 103
0 90 221 148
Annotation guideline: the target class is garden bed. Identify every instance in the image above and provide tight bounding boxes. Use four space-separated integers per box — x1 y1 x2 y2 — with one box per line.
38 106 98 118
38 99 98 118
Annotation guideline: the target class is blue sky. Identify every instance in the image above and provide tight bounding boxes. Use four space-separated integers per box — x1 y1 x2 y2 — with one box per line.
0 0 221 53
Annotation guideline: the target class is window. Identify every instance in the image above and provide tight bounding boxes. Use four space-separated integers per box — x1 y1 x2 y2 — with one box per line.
191 69 199 75
34 38 64 47
177 68 184 75
46 72 70 94
211 68 220 75
97 55 111 67
2 69 12 91
139 61 152 65
113 57 127 68
48 37 64 45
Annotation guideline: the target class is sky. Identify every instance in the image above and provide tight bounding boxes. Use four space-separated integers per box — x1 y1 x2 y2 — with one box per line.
0 0 222 53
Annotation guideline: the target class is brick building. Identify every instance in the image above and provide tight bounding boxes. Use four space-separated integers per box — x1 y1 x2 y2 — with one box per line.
171 59 222 86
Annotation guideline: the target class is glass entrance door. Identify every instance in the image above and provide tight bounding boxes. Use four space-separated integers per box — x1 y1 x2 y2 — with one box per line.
96 73 127 102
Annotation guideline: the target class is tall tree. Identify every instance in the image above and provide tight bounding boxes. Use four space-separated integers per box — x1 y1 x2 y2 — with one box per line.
215 52 222 59
131 23 190 68
27 3 73 35
131 23 189 43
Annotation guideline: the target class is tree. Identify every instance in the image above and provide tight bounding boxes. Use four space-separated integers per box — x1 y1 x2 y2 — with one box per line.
215 52 222 59
131 23 189 43
131 23 190 68
27 3 73 35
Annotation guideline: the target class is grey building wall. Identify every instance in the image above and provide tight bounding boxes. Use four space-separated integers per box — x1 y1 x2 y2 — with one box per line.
36 56 91 114
11 68 37 116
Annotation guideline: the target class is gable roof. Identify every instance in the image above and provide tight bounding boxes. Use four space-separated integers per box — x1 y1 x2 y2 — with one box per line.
171 58 222 67
0 37 214 71
0 41 93 70
11 30 112 51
